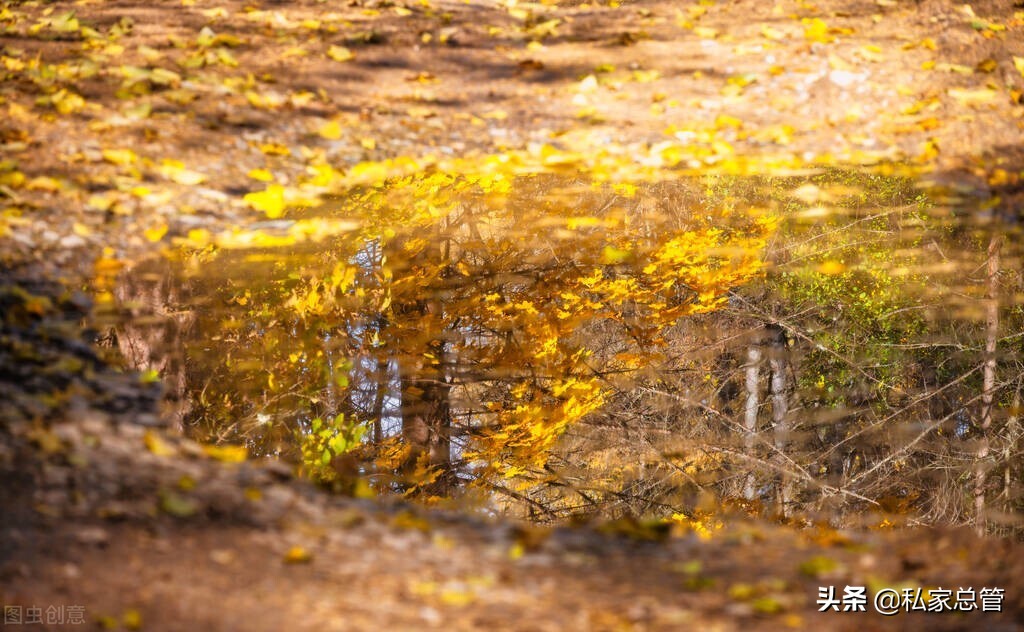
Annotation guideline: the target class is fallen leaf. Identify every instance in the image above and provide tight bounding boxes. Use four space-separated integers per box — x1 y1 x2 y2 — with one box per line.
258 142 290 156
159 159 207 185
159 491 198 517
947 87 998 105
976 58 997 73
122 609 142 631
802 18 834 44
817 261 846 275
247 168 274 181
101 148 138 166
318 120 343 140
202 444 247 463
284 546 313 563
144 223 168 242
244 184 286 218
327 45 355 62
144 430 178 457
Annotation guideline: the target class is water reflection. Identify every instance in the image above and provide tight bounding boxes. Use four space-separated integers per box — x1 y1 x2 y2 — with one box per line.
101 167 1023 532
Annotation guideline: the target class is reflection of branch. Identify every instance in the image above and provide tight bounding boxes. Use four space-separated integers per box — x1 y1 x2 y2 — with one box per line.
638 385 816 490
484 481 559 520
704 446 880 507
778 207 911 267
817 365 981 461
728 293 891 391
847 376 1019 489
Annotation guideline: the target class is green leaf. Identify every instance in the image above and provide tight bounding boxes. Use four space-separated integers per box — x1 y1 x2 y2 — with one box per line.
159 491 198 517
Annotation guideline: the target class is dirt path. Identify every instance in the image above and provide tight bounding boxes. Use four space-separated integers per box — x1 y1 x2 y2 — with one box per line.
3 422 1022 631
2 0 1024 629
1 0 1022 271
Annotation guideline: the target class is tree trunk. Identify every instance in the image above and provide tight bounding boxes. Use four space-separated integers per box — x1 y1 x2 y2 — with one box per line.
323 331 338 417
974 234 1001 536
372 355 388 444
766 324 792 517
1002 383 1020 510
397 314 451 492
742 343 761 501
394 237 453 494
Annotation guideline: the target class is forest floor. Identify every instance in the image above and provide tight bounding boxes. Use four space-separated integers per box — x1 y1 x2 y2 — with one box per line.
2 0 1024 629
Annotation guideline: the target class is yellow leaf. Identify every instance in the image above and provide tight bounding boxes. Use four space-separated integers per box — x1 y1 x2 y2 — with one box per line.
102 148 138 166
258 142 290 156
318 120 343 140
86 193 114 212
440 588 476 607
138 45 163 62
159 160 207 185
50 12 80 33
858 45 883 63
0 169 24 188
27 426 63 455
247 168 274 181
121 609 142 631
26 176 61 192
123 102 152 119
935 63 974 75
144 430 178 457
601 245 631 264
631 69 660 83
577 74 599 93
802 18 833 43
1013 56 1024 78
216 48 239 67
508 542 525 560
715 114 742 129
202 444 247 463
948 87 998 105
817 260 846 275
144 224 168 242
406 106 436 118
327 45 354 62
284 546 313 564
976 58 997 73
150 67 181 86
244 184 286 218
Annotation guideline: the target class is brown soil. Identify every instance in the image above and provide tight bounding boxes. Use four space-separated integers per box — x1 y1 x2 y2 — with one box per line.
2 0 1024 629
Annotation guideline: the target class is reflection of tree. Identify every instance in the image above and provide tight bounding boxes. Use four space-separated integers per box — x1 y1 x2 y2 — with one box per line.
717 171 1024 531
161 171 772 505
112 259 195 431
116 164 1024 532
363 174 772 501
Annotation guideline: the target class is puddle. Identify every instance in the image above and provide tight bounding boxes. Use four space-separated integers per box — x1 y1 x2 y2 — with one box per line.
96 166 1023 527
